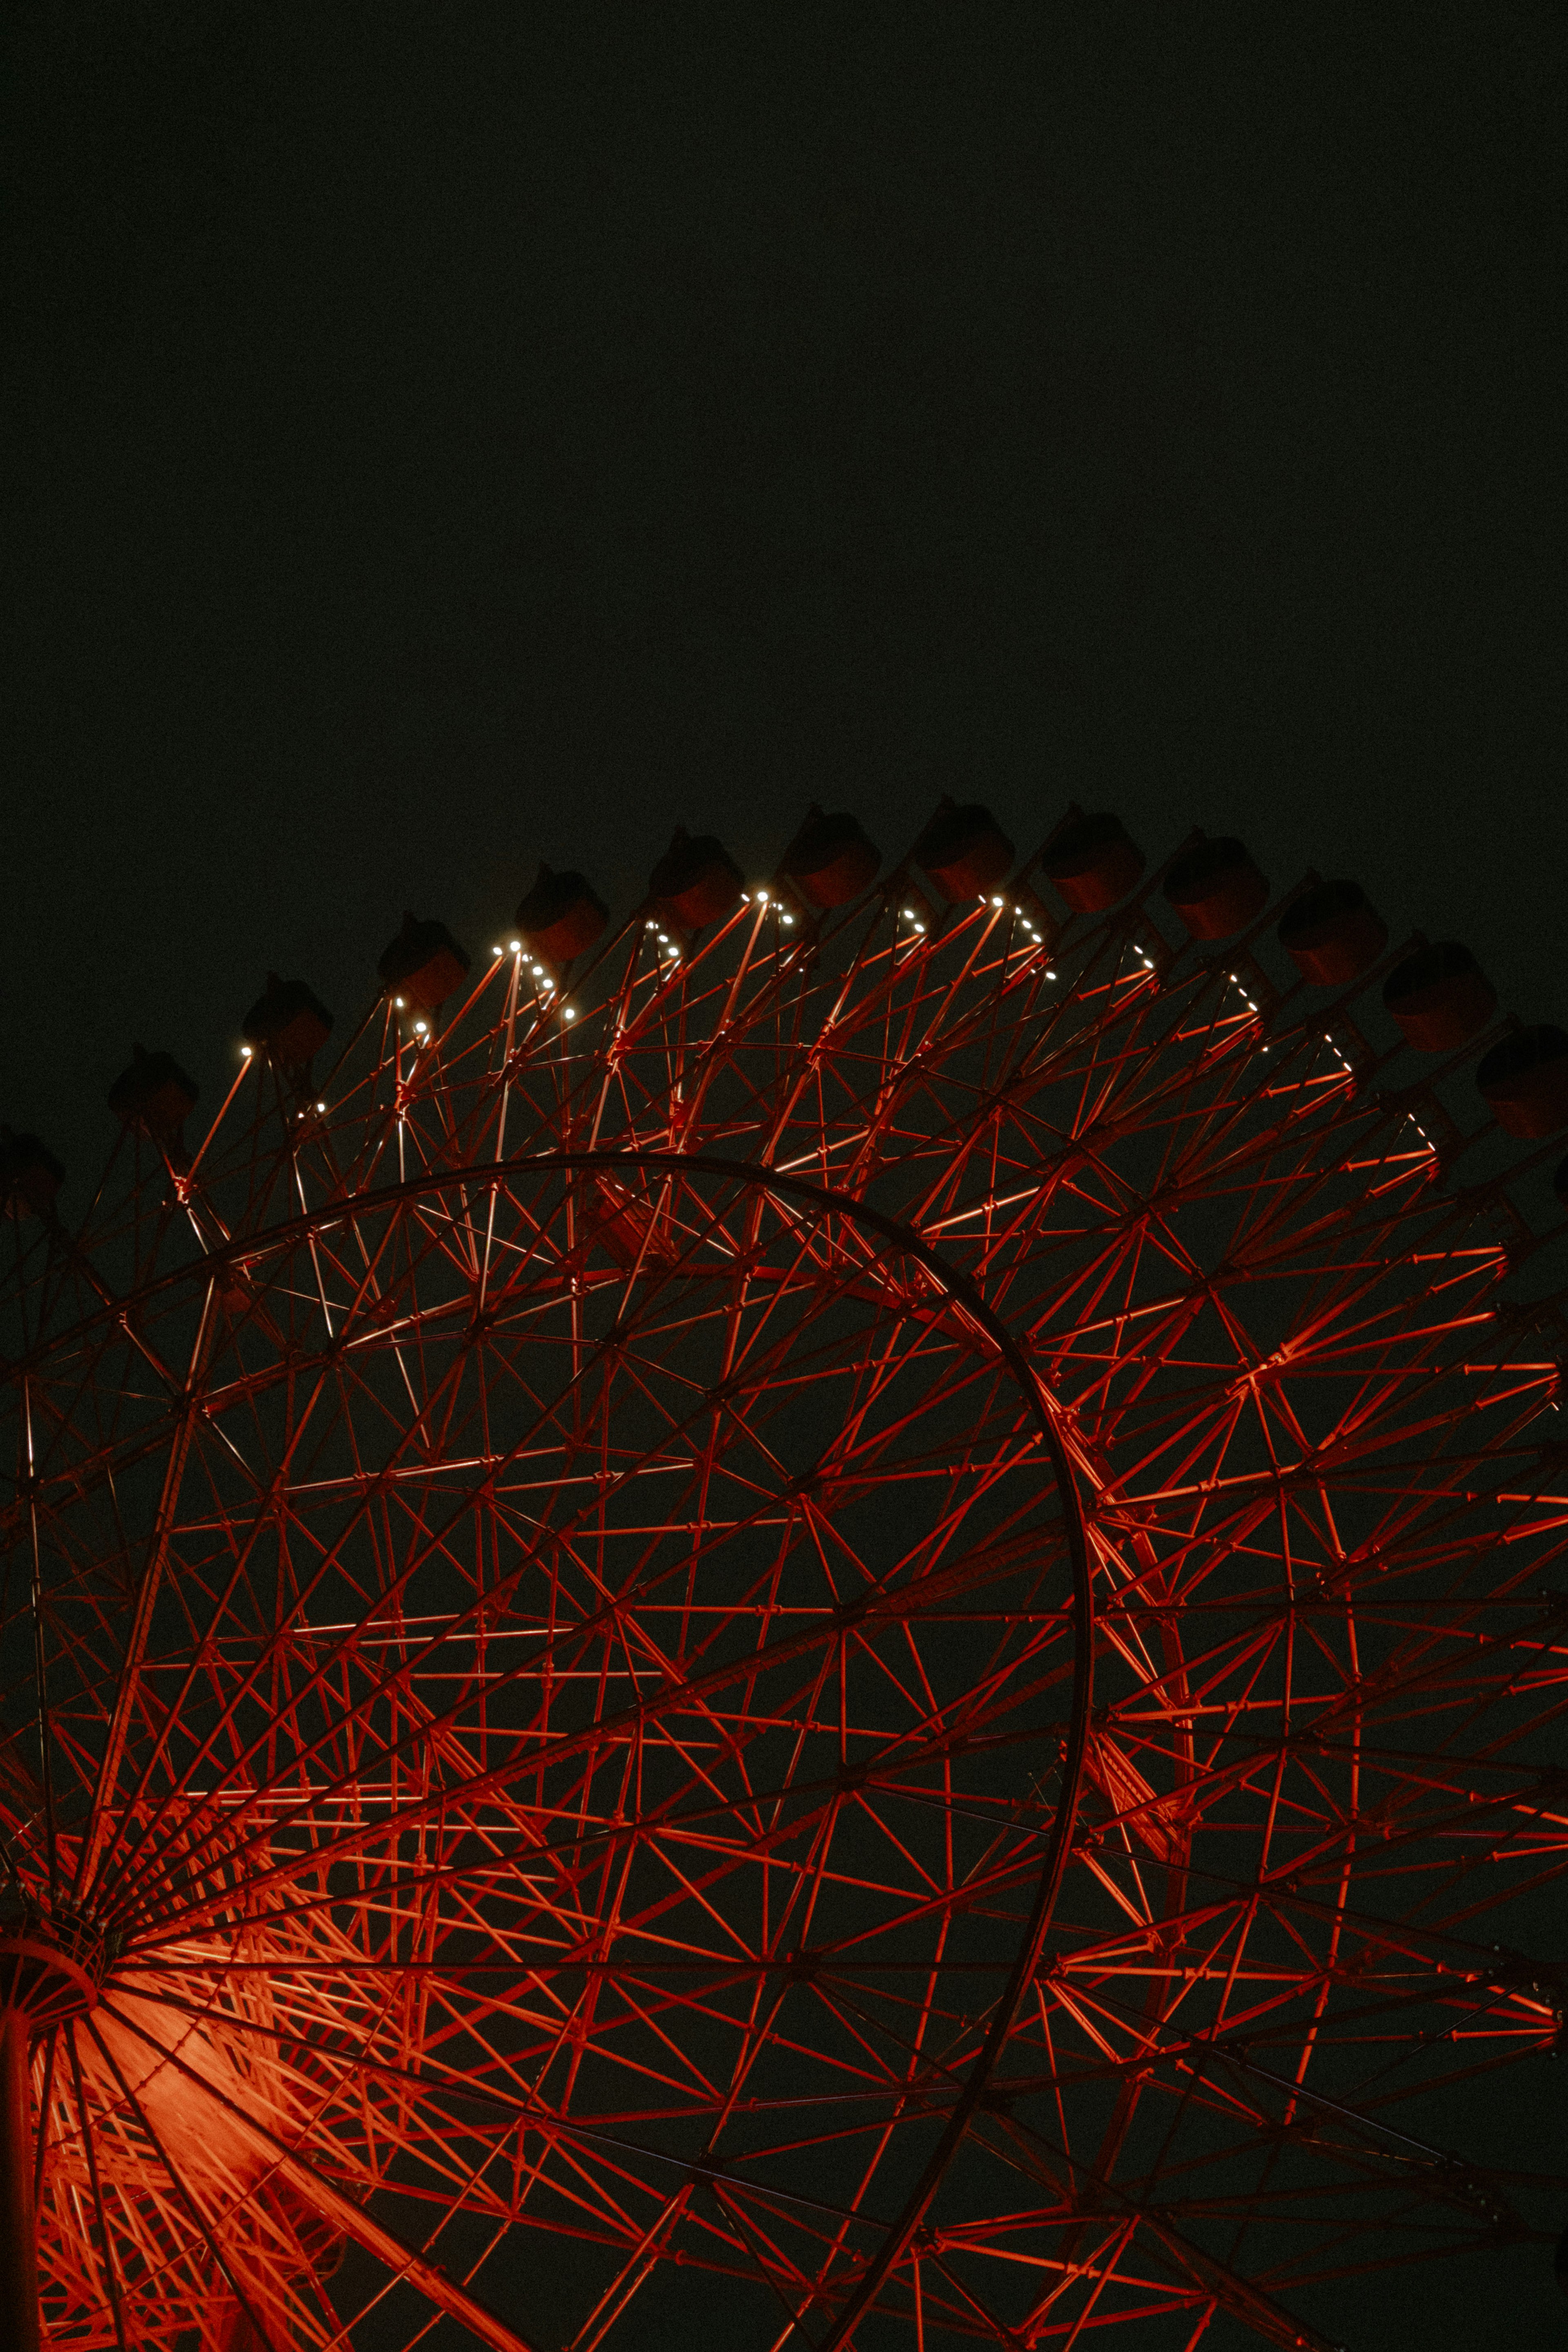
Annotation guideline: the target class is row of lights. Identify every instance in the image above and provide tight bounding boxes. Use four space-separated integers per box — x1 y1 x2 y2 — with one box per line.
989 894 1060 978
481 944 576 1016
741 889 795 925
239 882 1070 1079
490 940 556 985
221 897 1471 1189
1223 964 1270 1053
390 994 433 1037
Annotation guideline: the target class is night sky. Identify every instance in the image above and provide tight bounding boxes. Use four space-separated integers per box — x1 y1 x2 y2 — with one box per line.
4 4 1566 2345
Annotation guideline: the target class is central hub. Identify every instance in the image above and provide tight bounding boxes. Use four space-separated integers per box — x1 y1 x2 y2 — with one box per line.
0 1901 110 2030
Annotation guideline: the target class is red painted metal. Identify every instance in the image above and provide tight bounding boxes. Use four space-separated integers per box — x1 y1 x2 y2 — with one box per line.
1276 877 1388 985
1384 938 1497 1051
779 808 881 910
105 1046 199 1136
914 798 1016 903
0 1130 62 1221
515 863 610 968
649 828 744 931
4 817 1568 2348
1478 1024 1568 1140
1163 834 1270 939
241 976 334 1072
377 912 472 1015
0 2014 39 2352
1040 808 1146 914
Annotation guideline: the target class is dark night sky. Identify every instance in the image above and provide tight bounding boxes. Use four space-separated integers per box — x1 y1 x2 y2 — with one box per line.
3 5 1566 2344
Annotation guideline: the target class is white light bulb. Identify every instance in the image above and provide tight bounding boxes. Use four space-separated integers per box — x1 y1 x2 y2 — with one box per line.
564 1008 575 1020
492 945 503 956
395 997 405 1008
510 940 521 953
240 1045 252 1058
414 1021 428 1034
782 914 794 926
316 1101 326 1112
756 888 768 903
991 896 1004 907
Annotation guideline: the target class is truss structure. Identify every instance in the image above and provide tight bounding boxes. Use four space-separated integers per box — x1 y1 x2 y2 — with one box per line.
3 813 1566 2349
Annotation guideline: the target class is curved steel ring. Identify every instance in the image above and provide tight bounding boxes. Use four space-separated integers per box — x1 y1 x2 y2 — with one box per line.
20 1145 1096 2345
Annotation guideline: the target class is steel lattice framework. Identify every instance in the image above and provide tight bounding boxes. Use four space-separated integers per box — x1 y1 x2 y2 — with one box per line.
3 814 1567 2351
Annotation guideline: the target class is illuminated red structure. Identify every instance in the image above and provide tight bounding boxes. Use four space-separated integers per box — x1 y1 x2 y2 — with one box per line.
3 804 1567 2348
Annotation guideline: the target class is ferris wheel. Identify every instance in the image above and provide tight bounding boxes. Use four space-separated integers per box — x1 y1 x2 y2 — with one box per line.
3 798 1566 2352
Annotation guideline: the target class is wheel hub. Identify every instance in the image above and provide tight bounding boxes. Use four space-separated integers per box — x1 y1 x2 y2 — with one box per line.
0 1901 110 2030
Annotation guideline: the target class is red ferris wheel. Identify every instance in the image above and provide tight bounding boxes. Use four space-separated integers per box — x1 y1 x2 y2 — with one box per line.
3 800 1568 2351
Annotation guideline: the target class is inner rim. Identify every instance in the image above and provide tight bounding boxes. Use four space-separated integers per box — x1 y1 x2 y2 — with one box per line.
0 1903 109 2030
